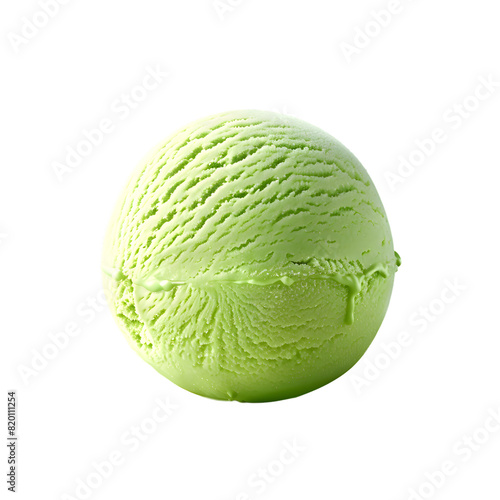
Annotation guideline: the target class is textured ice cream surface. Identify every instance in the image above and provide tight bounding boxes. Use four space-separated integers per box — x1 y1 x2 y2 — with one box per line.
103 110 400 402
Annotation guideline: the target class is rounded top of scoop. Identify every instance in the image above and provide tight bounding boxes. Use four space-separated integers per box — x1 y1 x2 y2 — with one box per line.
103 110 398 285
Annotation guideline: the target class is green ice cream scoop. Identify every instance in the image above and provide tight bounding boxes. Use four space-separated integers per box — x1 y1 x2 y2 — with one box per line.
103 110 400 402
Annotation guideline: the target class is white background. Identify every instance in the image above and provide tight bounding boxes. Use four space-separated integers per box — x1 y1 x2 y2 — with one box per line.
1 0 500 499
